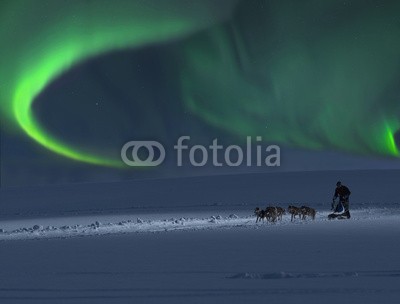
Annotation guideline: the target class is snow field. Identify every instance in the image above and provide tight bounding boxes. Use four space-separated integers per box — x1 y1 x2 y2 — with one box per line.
1 207 399 241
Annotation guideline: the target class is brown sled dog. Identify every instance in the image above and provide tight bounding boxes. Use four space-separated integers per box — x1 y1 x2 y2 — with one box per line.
254 207 266 223
300 206 316 220
287 205 302 222
265 206 278 223
275 207 285 221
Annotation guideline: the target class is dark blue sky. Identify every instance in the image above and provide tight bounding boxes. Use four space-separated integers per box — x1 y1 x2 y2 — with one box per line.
1 0 400 187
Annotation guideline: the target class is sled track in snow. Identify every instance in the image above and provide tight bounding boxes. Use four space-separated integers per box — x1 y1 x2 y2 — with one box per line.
0 207 399 241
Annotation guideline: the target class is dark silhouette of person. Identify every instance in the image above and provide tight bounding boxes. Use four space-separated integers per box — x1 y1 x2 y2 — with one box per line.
332 181 351 218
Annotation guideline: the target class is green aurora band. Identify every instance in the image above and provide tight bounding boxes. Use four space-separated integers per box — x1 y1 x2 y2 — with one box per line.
0 0 399 167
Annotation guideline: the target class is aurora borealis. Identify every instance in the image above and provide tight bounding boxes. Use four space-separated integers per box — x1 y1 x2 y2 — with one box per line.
0 0 239 167
1 0 400 169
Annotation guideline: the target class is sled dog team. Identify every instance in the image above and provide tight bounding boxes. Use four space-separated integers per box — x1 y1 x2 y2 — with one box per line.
254 205 316 223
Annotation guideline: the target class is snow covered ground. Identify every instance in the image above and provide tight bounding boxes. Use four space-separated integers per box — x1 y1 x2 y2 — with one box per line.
0 207 399 303
0 170 400 303
0 207 399 241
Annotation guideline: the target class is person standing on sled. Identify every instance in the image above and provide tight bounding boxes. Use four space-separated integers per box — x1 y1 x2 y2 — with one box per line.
332 181 351 218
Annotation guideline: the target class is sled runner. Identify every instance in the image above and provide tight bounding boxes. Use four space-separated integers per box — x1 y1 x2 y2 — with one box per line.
328 202 350 220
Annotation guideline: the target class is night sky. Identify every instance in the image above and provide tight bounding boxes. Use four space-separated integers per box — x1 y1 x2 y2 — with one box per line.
1 0 400 186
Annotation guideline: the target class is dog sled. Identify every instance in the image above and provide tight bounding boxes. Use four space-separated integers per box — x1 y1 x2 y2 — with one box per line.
328 202 350 220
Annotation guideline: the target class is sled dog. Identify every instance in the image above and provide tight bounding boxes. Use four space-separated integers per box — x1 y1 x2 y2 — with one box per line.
287 205 302 222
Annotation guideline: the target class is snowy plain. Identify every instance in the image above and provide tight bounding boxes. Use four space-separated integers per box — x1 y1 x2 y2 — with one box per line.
0 170 400 303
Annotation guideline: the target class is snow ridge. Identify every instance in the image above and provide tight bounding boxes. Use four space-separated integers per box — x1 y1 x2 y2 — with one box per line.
0 208 398 241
